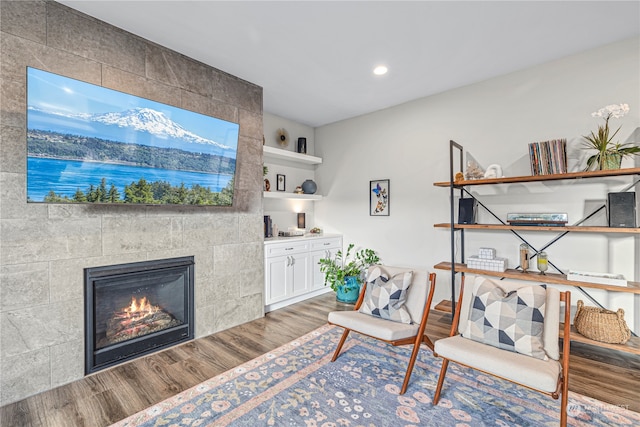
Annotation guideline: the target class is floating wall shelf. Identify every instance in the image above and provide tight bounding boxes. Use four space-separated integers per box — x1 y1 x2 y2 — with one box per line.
263 146 322 165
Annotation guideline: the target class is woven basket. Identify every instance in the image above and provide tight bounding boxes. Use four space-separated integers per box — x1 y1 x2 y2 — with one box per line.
574 300 631 344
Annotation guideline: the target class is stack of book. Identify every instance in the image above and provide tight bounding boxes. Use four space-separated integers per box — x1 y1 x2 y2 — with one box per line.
528 139 567 175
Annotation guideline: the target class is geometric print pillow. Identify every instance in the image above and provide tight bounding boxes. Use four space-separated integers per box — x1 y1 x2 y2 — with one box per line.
462 277 547 360
358 266 413 324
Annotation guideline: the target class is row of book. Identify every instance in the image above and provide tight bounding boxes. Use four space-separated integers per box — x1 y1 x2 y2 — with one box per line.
528 139 567 175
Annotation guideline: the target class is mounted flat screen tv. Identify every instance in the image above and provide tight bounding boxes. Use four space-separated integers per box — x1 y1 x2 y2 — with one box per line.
26 67 239 206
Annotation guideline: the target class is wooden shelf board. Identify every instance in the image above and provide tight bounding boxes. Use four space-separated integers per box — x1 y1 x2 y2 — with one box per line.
433 223 640 234
565 326 640 356
433 262 640 294
263 191 322 200
433 167 640 187
263 146 322 165
434 299 453 313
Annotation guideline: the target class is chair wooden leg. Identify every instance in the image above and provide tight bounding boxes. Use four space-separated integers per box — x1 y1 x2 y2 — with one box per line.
560 374 569 427
331 329 351 362
432 358 449 405
400 334 425 394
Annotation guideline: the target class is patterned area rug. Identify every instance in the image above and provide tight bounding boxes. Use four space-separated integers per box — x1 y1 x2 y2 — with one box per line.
112 324 639 426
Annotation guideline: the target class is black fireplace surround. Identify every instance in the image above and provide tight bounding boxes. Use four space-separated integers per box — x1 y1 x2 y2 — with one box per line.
84 257 195 374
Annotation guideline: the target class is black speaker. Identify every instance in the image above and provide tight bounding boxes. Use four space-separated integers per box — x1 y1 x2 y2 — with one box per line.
607 192 636 228
458 198 477 224
296 137 307 154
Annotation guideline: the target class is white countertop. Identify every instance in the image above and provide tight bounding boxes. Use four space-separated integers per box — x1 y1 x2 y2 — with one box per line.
263 233 342 244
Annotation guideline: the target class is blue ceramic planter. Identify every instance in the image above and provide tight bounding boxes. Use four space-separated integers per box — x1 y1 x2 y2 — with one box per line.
335 276 361 304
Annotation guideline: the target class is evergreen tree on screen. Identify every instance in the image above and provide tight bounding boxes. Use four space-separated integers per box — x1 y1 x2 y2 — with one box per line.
124 177 155 204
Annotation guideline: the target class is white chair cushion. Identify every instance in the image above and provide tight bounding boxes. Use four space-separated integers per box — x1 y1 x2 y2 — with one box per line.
435 335 561 393
328 310 420 341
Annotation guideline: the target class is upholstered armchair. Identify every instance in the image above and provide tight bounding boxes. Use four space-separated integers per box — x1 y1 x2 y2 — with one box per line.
328 265 436 394
433 275 571 427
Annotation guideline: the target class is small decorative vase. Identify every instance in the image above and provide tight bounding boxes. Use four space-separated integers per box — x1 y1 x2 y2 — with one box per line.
301 179 317 194
335 276 360 304
600 153 622 170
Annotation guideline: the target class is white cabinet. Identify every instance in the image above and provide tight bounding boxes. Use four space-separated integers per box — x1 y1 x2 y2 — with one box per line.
264 235 342 312
265 240 310 305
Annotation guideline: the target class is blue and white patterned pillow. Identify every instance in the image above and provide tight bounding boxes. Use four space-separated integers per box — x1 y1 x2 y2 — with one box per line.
462 277 547 360
358 267 413 324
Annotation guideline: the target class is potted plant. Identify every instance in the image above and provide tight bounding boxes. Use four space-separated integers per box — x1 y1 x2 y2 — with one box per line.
583 103 640 171
318 243 380 303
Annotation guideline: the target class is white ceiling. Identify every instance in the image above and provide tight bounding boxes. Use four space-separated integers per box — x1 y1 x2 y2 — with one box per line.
58 1 640 128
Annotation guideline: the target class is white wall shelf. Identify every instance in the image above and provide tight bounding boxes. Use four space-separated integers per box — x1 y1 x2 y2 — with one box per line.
263 191 322 200
263 146 322 165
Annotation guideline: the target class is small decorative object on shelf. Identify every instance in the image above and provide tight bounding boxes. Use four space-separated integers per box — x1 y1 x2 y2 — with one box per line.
537 251 548 275
483 164 503 179
478 247 496 259
465 153 485 180
467 247 507 272
294 186 304 194
276 128 289 147
583 103 639 171
519 243 530 273
310 227 322 234
301 179 317 194
264 178 271 192
566 270 628 287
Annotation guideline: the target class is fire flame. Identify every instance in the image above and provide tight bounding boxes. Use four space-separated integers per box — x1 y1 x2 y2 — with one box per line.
124 296 158 317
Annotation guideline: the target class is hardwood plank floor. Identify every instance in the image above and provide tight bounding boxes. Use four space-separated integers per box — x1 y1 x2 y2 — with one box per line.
1 293 638 426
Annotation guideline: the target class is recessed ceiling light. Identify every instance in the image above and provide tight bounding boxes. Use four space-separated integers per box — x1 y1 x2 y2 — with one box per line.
373 65 388 76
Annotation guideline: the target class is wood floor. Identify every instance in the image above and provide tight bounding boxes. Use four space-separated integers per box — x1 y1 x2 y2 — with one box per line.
2 292 639 426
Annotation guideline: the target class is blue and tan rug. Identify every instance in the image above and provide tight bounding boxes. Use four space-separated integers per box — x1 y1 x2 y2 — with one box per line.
112 324 639 426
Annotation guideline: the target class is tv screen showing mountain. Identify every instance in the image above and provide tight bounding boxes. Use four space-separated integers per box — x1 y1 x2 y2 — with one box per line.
26 67 239 206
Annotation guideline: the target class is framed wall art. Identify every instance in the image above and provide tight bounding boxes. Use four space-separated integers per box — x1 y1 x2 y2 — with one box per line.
277 174 286 191
370 179 389 216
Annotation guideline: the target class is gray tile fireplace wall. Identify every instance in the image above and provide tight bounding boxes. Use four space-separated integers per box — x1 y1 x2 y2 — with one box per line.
0 0 264 405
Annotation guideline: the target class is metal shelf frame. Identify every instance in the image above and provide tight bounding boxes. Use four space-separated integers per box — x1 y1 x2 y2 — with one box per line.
442 140 640 320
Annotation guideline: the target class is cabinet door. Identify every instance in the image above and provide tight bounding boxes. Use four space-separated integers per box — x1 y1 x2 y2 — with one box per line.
290 252 310 295
265 255 289 304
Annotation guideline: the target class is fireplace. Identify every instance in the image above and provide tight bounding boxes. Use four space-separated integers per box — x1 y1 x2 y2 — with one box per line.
84 257 194 374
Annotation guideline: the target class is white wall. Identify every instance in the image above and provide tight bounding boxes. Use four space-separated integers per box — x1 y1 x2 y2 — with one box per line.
314 37 640 331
